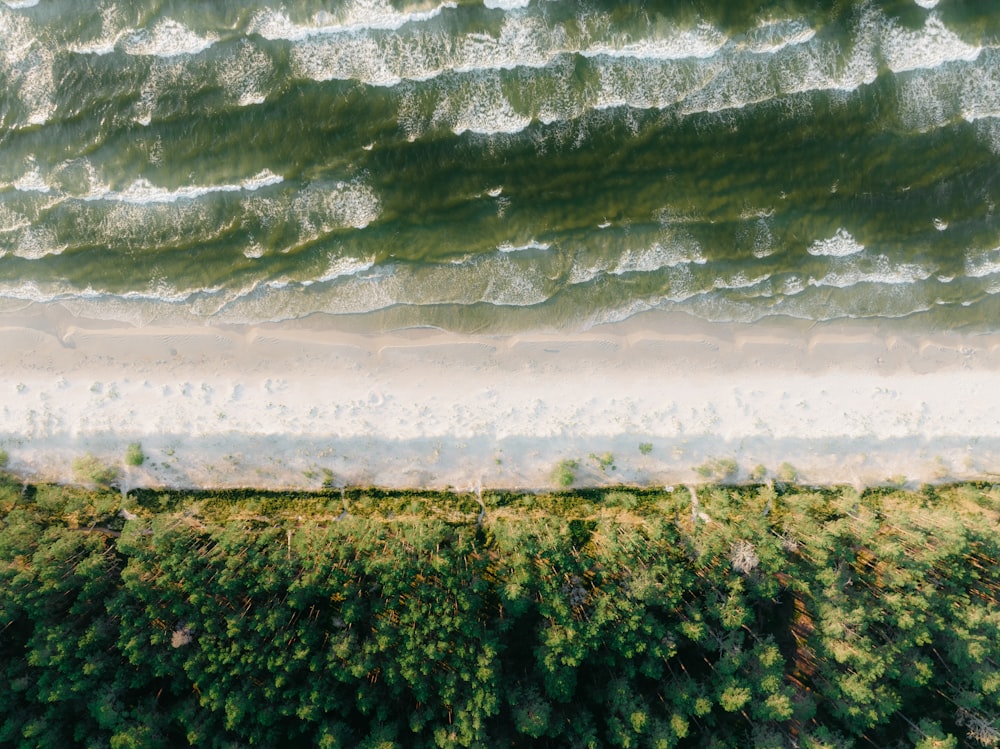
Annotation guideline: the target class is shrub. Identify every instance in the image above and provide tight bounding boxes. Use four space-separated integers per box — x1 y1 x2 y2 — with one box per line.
695 457 739 482
589 452 615 472
777 462 798 483
72 454 119 487
638 442 653 455
749 464 768 481
125 442 145 467
0 449 7 470
552 459 579 488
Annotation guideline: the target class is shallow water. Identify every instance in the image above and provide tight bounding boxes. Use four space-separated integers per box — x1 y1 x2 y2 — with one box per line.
1 0 999 331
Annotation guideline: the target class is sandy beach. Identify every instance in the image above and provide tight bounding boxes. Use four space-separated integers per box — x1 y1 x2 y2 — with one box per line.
2 302 1000 490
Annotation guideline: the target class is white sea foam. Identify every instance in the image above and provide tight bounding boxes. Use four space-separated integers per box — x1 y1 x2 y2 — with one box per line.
713 271 771 290
92 199 236 253
775 275 807 298
132 61 175 126
497 241 550 253
568 236 705 286
440 74 532 134
0 9 33 64
914 0 939 8
249 2 456 41
35 158 113 200
12 226 66 260
894 47 1000 134
88 170 283 205
611 240 706 275
809 255 933 289
290 35 403 86
660 264 702 303
0 280 229 328
743 213 776 258
0 205 30 234
483 0 531 8
13 162 51 193
975 117 1000 155
882 14 980 75
592 12 877 115
1 0 38 8
741 20 815 55
581 22 727 61
807 228 865 257
218 39 274 106
67 3 125 55
476 254 548 306
459 12 566 72
242 180 381 250
965 247 1000 279
70 37 123 56
353 253 548 309
585 8 875 114
272 4 822 128
895 72 953 132
312 255 377 284
959 51 1000 123
122 19 218 58
271 2 986 132
13 0 990 143
290 10 563 89
309 181 382 230
0 10 55 126
654 206 702 226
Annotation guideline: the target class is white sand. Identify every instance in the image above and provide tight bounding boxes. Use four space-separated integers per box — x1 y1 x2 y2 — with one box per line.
2 303 1000 490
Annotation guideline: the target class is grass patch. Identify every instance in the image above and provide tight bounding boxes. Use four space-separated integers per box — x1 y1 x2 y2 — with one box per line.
589 452 616 473
695 457 739 482
776 462 798 483
72 454 119 487
125 442 145 467
552 459 579 488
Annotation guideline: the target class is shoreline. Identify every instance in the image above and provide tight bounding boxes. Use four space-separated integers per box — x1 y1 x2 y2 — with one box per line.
3 302 1000 490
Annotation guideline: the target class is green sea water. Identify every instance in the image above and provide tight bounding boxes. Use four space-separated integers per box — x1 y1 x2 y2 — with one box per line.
1 0 999 331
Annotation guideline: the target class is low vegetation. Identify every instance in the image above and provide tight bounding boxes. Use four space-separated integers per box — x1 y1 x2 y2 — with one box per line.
551 458 579 488
695 456 739 482
588 451 615 472
776 461 798 482
125 442 145 467
0 479 997 747
71 453 119 487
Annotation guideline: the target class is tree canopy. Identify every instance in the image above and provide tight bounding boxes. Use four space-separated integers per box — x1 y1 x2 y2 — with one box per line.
1 476 998 747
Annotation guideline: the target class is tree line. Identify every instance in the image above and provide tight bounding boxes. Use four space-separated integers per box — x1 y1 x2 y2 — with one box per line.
0 476 997 747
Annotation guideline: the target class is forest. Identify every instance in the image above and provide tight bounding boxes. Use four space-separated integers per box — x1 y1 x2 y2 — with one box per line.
0 471 998 748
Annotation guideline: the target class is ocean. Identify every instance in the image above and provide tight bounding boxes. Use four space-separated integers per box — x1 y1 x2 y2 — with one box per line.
1 0 999 332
